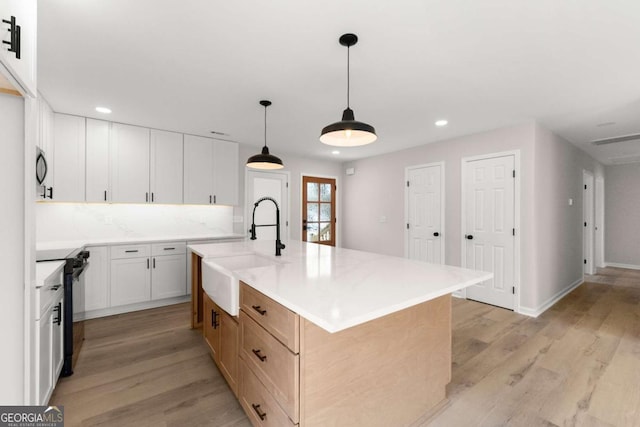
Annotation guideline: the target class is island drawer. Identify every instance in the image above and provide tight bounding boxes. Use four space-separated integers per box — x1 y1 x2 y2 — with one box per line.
239 358 296 427
240 311 299 422
151 242 186 256
240 282 299 353
110 244 151 259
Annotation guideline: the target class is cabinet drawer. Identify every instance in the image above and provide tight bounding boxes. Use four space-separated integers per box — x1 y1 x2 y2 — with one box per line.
240 282 299 353
151 242 186 256
240 358 296 427
110 244 150 259
240 311 299 422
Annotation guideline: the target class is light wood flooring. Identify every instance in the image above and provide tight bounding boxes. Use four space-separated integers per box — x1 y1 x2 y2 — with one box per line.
51 267 640 426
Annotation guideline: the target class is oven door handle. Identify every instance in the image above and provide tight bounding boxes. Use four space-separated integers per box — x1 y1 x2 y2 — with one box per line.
72 262 90 279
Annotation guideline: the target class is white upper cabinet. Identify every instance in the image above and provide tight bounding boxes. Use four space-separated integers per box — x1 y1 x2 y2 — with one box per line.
111 123 150 203
213 140 239 205
0 0 37 96
52 114 85 202
85 119 111 202
184 135 239 205
36 96 54 199
184 135 214 204
150 130 183 204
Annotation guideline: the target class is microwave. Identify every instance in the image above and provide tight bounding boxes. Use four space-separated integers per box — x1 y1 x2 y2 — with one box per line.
36 147 52 199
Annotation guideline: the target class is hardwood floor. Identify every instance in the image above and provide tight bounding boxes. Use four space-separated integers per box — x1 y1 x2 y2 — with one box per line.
51 267 640 426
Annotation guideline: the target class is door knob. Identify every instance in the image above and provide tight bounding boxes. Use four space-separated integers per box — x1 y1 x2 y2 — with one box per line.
433 232 440 237
466 234 474 240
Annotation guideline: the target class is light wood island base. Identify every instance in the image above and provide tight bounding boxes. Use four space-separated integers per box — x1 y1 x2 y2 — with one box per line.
298 294 451 427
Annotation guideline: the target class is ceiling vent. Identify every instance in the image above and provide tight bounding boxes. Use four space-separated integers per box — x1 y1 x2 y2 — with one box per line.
592 133 640 146
609 155 640 165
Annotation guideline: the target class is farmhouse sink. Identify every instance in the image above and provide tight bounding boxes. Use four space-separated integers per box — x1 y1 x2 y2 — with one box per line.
201 253 279 316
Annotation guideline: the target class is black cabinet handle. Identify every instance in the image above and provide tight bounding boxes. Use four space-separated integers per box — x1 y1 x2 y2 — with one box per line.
252 349 267 362
47 187 53 199
251 305 267 316
104 190 107 201
153 258 156 268
433 232 440 237
145 192 149 202
163 247 175 251
466 234 474 240
125 250 139 253
147 258 150 269
54 302 62 325
251 404 267 421
41 185 47 199
2 16 21 59
213 195 217 204
151 192 154 202
209 195 212 204
211 309 218 329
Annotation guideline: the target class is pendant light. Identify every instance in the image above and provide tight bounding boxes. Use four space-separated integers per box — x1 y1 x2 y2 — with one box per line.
246 100 284 170
320 33 377 147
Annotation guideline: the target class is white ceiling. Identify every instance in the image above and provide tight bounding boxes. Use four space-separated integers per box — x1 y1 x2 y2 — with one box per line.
38 0 640 164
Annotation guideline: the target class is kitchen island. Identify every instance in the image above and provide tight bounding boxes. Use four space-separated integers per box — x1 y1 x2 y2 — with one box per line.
189 240 491 426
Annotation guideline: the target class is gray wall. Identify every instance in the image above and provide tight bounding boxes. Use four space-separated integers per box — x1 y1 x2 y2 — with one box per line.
533 125 604 308
341 122 538 310
605 163 640 266
235 145 343 243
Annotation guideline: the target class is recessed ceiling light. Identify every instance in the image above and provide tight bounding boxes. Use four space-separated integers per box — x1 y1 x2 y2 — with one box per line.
435 119 448 127
95 106 112 114
332 150 340 155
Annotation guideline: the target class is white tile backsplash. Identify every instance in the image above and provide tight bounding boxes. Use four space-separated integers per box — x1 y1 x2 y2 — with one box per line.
36 203 234 242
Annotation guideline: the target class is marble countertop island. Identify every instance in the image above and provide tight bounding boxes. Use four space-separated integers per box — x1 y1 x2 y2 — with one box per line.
189 239 492 333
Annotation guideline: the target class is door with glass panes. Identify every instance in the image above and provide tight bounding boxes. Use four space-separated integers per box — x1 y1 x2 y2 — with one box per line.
302 176 336 246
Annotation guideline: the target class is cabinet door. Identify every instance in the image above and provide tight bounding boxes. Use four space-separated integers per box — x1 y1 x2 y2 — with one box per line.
219 311 239 396
0 0 37 96
84 246 109 312
111 123 150 203
213 140 239 205
52 114 86 202
183 134 214 204
150 130 183 204
52 297 64 378
203 293 220 361
110 257 151 307
151 254 186 300
86 119 111 202
36 309 53 405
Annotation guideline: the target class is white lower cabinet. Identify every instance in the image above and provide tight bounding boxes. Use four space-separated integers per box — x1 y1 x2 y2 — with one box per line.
35 273 64 405
109 242 186 309
83 246 109 311
110 256 152 307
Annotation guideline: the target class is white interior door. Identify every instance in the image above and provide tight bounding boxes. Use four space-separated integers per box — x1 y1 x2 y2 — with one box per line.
406 163 444 264
464 154 515 310
583 171 595 274
246 170 289 241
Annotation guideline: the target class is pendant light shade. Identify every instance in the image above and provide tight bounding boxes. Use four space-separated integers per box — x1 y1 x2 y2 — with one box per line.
247 100 284 170
320 33 377 147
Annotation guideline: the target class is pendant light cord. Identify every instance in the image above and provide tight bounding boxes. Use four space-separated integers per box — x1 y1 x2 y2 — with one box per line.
264 104 267 148
346 46 350 109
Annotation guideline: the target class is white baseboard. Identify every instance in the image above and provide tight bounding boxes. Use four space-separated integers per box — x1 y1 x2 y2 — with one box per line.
74 295 191 321
517 277 583 318
605 262 640 271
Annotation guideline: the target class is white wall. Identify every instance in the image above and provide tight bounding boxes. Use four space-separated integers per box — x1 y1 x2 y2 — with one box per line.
604 163 640 267
532 125 604 309
235 145 343 244
342 123 537 309
0 93 25 403
36 203 235 242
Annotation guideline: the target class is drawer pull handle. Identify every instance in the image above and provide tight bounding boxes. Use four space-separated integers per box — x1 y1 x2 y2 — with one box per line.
252 349 267 362
51 284 61 291
211 310 218 329
163 247 175 251
251 305 267 316
251 404 267 421
125 250 139 253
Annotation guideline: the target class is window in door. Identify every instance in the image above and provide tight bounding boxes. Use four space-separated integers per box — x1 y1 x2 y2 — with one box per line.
303 176 336 246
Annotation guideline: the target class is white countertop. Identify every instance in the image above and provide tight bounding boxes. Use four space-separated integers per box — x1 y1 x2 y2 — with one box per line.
189 240 492 333
35 261 66 288
36 233 246 259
